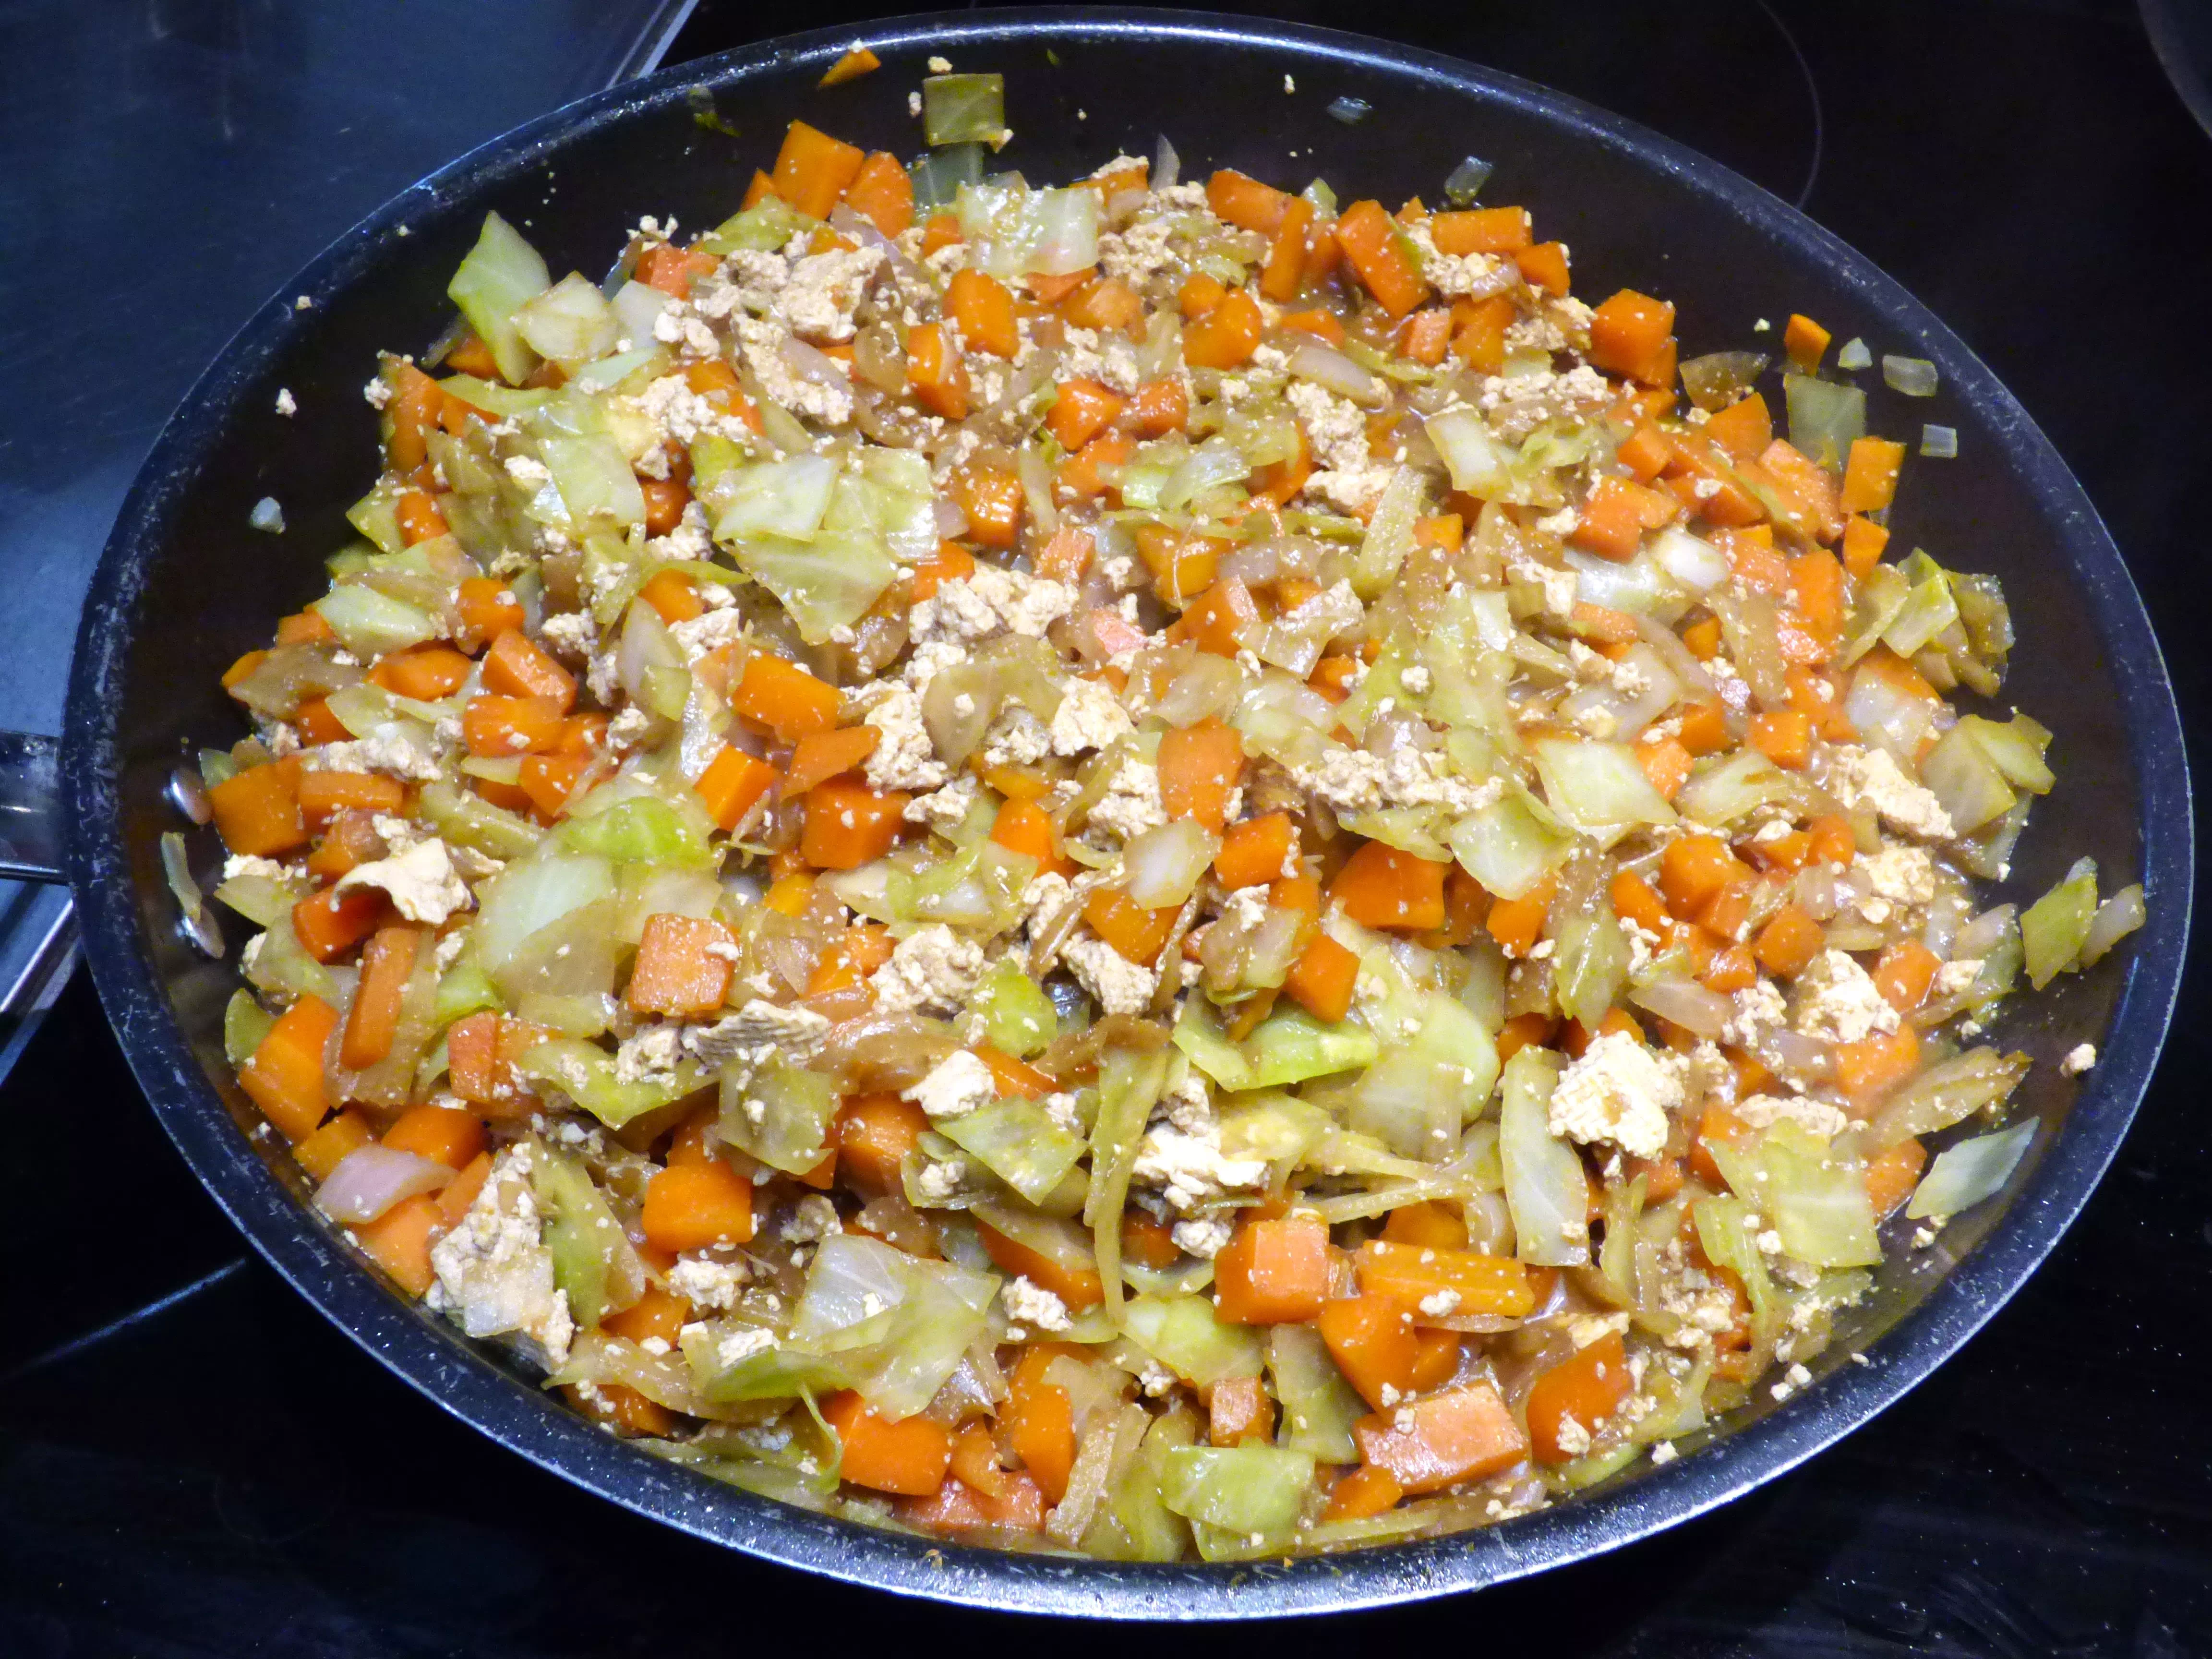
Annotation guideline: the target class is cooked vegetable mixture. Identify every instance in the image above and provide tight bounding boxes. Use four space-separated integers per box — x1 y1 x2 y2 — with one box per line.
187 72 2144 1559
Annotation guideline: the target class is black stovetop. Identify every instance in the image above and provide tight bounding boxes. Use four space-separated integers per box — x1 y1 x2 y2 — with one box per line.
5 1 2210 1652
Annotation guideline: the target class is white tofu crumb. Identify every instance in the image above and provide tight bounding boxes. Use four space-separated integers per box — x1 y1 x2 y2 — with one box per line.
2060 1043 2097 1077
1733 1093 1849 1140
857 682 948 793
666 1253 748 1311
1171 1215 1234 1259
1001 1275 1073 1333
1650 1440 1679 1465
427 1144 573 1368
1828 745 1955 842
1548 1030 1683 1159
1048 675 1135 756
1086 753 1166 842
902 1048 997 1119
1132 1122 1268 1212
334 835 472 925
1791 949 1901 1044
868 924 986 1015
274 387 297 416
684 1000 831 1070
1060 933 1155 1015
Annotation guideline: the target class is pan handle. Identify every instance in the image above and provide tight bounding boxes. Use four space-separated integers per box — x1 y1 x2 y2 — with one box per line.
0 732 65 885
0 732 73 1067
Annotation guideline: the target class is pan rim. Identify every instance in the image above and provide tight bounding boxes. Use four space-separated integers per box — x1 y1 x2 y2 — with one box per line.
60 6 2192 1619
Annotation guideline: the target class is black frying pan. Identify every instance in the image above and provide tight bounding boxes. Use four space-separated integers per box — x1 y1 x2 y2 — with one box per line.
20 9 2190 1619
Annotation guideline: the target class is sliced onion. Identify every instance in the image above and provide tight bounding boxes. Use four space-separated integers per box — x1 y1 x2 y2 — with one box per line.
1882 355 1940 397
1154 653 1244 726
1153 133 1180 192
1650 526 1730 592
1123 819 1219 908
778 336 850 390
617 599 684 703
317 1146 453 1224
1629 977 1732 1039
1287 340 1384 406
2079 885 2145 967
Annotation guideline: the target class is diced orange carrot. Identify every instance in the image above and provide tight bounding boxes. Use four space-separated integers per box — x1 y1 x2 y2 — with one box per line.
1753 904 1825 978
641 1161 756 1252
352 1194 441 1296
1588 289 1676 386
842 148 914 238
949 463 1023 548
1494 1011 1556 1064
1525 1332 1634 1464
1082 887 1177 965
296 769 405 831
383 1103 485 1171
1751 437 1846 544
461 694 564 757
294 1109 376 1182
989 797 1072 877
293 697 349 747
1748 709 1814 769
1659 834 1747 917
731 653 840 742
1485 876 1556 959
384 364 446 469
1355 1384 1527 1492
1806 813 1859 867
801 781 910 869
1046 378 1126 451
634 243 719 299
455 577 526 650
694 744 779 832
817 44 881 86
1260 195 1317 304
1704 392 1773 464
1864 1136 1928 1219
1204 1373 1276 1446
340 925 422 1070
1430 206 1532 254
1571 474 1679 560
1004 1347 1078 1503
1183 287 1265 370
784 725 880 795
1609 869 1670 938
627 913 737 1017
1332 840 1449 932
208 761 307 858
1157 718 1246 833
1214 1216 1333 1324
1447 293 1515 375
770 120 866 219
1872 938 1942 1012
1380 1202 1469 1250
1335 201 1429 317
833 1094 931 1195
1353 1241 1536 1315
1278 306 1347 347
637 567 704 626
1396 307 1453 366
1206 168 1293 234
1839 437 1907 516
1783 313 1831 372
482 629 577 712
291 883 388 963
1323 1464 1405 1521
904 319 970 420
1059 274 1144 333
238 994 339 1142
974 1044 1054 1100
1120 1208 1182 1271
1840 513 1891 579
1214 812 1296 891
369 643 471 701
1514 240 1571 295
823 1390 951 1496
1634 735 1694 802
1836 1026 1921 1112
947 267 1020 359
1267 930 1352 1024
1616 424 1674 483
1034 525 1094 585
394 490 449 547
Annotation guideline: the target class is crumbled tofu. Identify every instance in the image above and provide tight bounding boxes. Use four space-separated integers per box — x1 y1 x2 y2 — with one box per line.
1001 1275 1074 1332
1098 215 1178 286
1650 1440 1679 1465
783 1193 842 1242
1480 365 1612 444
537 610 597 661
1132 1122 1269 1212
628 372 754 447
1162 1064 1213 1133
1401 222 1515 299
712 1326 780 1368
868 924 986 1015
1552 1413 1593 1457
858 683 948 792
335 835 472 924
221 854 290 882
1061 933 1155 1015
274 387 297 416
1419 1290 1463 1317
1292 744 1500 819
909 565 1078 645
1171 1216 1234 1259
1722 980 1788 1048
605 706 652 751
1733 1093 1850 1140
981 706 1051 769
2060 1043 2097 1077
1858 844 1938 908
613 1022 684 1086
1086 753 1166 841
1048 675 1134 756
667 1253 748 1310
1285 379 1372 473
1828 745 1955 842
772 245 884 342
1930 957 1984 998
904 772 980 833
902 1048 997 1119
427 1144 574 1368
667 606 747 663
1548 1031 1683 1159
733 314 853 425
301 722 445 781
1791 950 1900 1044
685 999 832 1070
